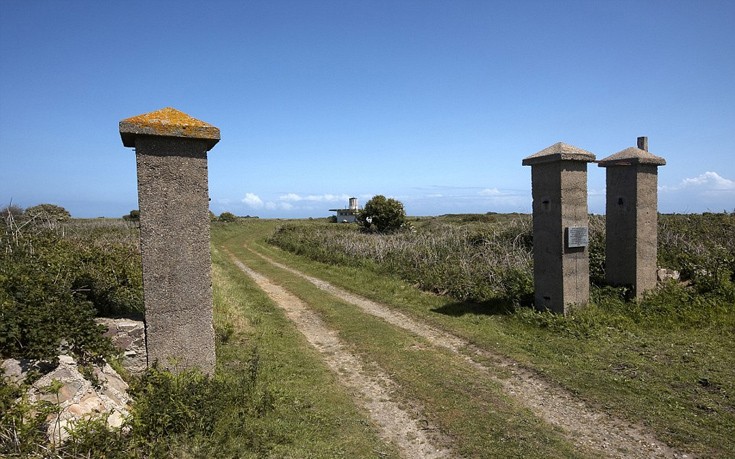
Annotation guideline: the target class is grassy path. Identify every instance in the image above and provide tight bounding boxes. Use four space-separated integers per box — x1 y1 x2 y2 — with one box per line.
212 221 695 458
226 249 452 458
244 245 683 458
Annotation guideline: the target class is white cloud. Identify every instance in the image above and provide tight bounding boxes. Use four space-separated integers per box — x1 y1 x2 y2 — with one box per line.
660 171 735 192
680 171 735 190
426 193 443 198
279 193 351 203
279 193 303 202
241 192 264 208
479 188 503 196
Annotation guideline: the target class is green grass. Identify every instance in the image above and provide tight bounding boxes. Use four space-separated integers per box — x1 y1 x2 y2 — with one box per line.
209 240 400 458
215 218 735 458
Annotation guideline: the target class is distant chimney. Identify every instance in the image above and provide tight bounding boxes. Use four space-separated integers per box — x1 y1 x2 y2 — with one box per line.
637 136 648 152
349 197 358 211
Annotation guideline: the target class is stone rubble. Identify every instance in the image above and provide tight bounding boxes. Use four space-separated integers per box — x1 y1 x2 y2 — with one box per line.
2 355 131 444
1 318 145 444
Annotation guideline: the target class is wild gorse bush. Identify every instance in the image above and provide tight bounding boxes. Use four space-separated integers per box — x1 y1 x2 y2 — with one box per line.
270 216 534 304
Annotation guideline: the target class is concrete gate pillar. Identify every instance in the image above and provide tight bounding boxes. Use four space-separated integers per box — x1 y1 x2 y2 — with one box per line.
119 107 220 374
598 137 666 299
522 142 596 314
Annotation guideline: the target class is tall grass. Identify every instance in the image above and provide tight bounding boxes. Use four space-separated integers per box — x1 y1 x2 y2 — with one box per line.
269 213 735 305
270 217 535 304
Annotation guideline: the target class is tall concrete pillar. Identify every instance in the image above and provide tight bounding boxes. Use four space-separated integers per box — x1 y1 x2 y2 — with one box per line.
119 107 220 374
522 142 596 314
598 137 665 299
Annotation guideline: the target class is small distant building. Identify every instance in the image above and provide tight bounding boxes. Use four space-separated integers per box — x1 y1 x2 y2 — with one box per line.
330 197 360 223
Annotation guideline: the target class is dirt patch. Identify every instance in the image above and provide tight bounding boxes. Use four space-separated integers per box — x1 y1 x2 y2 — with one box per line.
251 248 690 459
228 253 452 459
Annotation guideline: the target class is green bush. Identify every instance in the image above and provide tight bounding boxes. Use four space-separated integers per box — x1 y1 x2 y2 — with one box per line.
219 211 238 223
0 231 114 361
1 216 142 361
24 203 71 222
122 209 140 222
357 195 406 233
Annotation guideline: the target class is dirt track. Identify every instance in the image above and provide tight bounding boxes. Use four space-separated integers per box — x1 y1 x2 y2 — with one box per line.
228 246 689 458
229 253 452 459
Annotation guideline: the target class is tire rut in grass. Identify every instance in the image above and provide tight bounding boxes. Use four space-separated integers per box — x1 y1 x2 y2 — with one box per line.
248 247 689 459
226 251 452 459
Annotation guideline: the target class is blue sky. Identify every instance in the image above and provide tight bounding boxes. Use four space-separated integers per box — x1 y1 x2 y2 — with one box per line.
1 1 733 218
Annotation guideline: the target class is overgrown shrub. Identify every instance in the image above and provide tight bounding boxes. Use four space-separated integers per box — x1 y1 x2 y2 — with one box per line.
658 213 735 296
1 215 142 361
127 353 276 451
24 203 71 222
1 230 114 362
588 215 606 286
122 209 140 222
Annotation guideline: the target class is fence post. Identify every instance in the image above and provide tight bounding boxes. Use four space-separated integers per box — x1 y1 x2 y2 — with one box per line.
598 137 666 299
119 107 219 374
522 142 595 313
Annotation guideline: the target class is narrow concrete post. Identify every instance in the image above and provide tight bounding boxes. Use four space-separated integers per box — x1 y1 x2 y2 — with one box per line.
522 142 596 314
119 107 220 374
598 139 665 299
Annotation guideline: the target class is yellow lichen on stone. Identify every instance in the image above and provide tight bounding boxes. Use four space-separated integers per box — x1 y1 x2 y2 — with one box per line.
119 107 220 148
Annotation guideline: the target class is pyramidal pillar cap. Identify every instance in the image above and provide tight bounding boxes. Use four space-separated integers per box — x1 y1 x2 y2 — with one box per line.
598 147 666 167
522 142 596 166
119 107 220 151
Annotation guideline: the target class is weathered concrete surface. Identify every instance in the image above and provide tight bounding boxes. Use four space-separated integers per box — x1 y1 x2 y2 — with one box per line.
119 108 219 374
599 146 665 299
523 143 595 314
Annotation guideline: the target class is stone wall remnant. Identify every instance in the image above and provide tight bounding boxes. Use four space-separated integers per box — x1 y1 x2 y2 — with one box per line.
96 318 146 375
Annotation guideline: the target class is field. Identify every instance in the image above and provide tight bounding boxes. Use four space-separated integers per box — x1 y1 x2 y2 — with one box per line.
2 213 733 457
